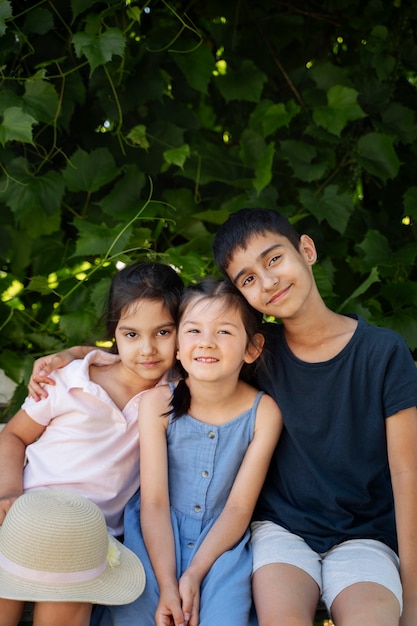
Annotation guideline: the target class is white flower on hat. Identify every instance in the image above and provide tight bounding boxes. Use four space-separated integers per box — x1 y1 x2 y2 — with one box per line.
107 536 121 568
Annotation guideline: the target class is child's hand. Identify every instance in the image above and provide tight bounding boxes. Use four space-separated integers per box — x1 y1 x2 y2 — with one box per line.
28 350 77 401
155 586 186 626
0 492 21 524
178 570 201 626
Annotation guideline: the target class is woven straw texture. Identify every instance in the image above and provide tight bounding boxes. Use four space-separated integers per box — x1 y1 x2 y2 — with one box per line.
0 490 145 604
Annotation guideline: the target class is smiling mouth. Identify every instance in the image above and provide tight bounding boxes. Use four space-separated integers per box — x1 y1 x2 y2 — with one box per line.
195 357 218 363
267 285 290 305
140 361 160 367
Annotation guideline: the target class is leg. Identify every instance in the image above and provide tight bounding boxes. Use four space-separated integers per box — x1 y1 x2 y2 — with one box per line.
0 599 24 626
322 539 402 626
253 563 320 626
33 601 92 626
250 522 322 626
331 582 400 626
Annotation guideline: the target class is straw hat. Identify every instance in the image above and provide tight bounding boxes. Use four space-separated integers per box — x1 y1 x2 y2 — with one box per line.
0 489 145 604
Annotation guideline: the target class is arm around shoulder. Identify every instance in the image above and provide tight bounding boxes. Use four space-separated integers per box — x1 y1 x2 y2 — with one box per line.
28 345 98 401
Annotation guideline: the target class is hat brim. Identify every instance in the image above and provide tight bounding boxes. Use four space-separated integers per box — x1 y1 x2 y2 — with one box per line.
0 539 145 605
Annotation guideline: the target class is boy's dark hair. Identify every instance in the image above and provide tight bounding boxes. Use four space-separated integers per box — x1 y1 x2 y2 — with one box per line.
213 208 301 275
106 261 184 353
169 277 263 420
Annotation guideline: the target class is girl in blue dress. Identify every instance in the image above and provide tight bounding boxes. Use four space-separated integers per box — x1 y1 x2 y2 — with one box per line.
109 278 282 626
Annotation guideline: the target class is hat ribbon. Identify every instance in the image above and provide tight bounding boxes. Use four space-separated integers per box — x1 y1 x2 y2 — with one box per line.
0 552 107 583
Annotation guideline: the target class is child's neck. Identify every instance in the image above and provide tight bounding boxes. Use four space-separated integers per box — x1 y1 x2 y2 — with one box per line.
187 378 256 425
283 308 357 363
90 361 158 411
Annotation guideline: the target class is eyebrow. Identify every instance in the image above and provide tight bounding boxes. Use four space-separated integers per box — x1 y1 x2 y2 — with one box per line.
231 243 283 284
182 319 239 329
118 321 176 332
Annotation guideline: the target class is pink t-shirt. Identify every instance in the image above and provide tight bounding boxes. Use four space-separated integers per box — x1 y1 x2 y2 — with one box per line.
21 350 159 536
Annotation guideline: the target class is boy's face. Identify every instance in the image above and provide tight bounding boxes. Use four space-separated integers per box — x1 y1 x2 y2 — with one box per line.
225 231 317 319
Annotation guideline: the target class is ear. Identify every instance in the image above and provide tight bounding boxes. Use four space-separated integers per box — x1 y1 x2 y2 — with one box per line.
244 332 264 364
299 234 317 265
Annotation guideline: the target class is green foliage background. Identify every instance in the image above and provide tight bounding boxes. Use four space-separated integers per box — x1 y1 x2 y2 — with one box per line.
1 0 417 417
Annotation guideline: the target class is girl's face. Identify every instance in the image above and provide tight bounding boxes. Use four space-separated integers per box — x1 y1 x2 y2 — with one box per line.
114 299 177 386
177 296 261 385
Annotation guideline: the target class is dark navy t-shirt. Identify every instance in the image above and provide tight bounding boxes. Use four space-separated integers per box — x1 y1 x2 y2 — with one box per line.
254 316 417 554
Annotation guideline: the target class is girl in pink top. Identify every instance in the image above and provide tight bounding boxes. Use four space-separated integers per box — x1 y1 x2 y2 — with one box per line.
0 261 184 626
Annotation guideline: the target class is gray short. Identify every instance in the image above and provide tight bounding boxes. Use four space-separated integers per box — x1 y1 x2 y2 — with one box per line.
251 520 402 612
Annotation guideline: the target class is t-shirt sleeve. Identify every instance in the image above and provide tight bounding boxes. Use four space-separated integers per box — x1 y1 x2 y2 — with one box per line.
21 376 59 426
383 334 417 418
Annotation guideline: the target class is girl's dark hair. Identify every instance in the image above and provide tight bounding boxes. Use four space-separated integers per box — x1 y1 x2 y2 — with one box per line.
213 208 301 275
170 277 263 420
105 261 184 354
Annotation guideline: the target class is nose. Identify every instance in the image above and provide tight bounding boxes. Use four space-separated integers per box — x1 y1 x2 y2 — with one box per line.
140 336 156 355
261 272 278 291
198 331 215 348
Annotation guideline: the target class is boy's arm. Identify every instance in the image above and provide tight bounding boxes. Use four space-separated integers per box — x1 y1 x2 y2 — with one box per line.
180 394 282 625
386 405 417 626
0 409 46 522
28 346 97 401
138 387 186 626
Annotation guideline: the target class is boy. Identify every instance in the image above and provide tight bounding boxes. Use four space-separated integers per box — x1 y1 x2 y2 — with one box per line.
213 208 417 626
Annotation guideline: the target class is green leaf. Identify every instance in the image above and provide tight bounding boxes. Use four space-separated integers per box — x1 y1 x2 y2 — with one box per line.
192 209 231 225
0 0 12 37
23 7 54 35
127 124 149 150
63 148 120 192
356 132 401 182
300 185 354 234
89 278 111 316
3 164 65 232
0 349 26 384
381 103 417 144
338 267 380 312
249 100 300 138
280 140 328 182
98 165 146 220
254 142 275 193
163 144 190 169
72 219 133 258
59 310 98 344
310 62 351 91
383 311 417 351
171 45 215 95
23 78 60 123
27 276 53 295
313 86 366 136
403 187 417 221
239 129 267 167
356 230 392 267
72 28 125 75
215 60 267 103
0 107 38 145
0 88 22 112
382 281 417 308
71 0 103 21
